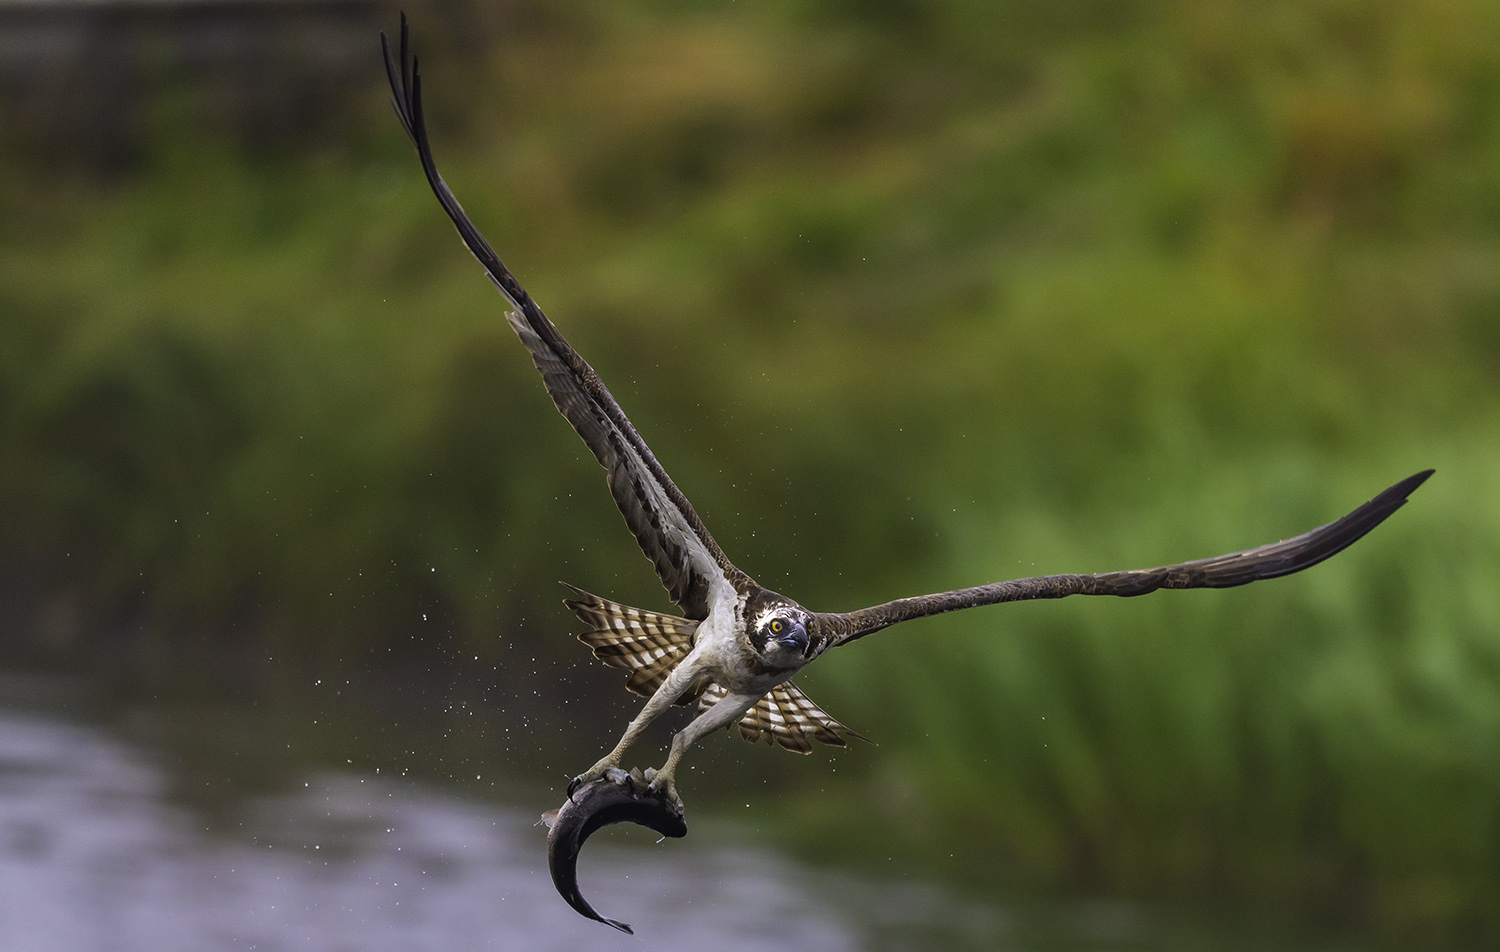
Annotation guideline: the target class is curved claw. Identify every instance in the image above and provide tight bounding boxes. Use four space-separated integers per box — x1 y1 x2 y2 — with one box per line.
642 767 683 814
541 770 687 933
568 764 629 802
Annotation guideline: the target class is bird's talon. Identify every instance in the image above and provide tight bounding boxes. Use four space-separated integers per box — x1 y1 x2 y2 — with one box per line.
602 766 634 791
643 774 683 814
568 758 632 802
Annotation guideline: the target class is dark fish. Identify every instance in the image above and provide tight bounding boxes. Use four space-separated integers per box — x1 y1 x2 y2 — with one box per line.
540 769 687 934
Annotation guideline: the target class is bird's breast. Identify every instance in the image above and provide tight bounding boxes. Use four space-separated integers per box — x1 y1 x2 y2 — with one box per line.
686 592 801 694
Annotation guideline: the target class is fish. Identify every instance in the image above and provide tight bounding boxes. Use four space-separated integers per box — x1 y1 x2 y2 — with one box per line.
540 768 688 934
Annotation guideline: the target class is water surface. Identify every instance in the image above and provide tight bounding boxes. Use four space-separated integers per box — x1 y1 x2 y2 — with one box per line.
0 673 1362 951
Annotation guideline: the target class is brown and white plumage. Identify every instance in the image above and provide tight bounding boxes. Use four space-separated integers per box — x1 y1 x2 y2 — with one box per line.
563 585 865 749
699 682 867 752
382 17 1431 806
564 585 700 701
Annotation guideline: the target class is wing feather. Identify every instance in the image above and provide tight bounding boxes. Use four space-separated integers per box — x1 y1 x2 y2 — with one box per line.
821 469 1433 645
564 585 701 700
699 682 867 753
382 18 745 619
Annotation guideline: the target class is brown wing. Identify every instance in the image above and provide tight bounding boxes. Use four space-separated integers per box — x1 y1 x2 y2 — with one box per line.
699 682 868 753
564 585 702 700
821 469 1433 645
382 18 747 619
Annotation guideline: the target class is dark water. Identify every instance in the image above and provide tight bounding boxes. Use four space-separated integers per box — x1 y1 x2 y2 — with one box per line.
0 671 1361 952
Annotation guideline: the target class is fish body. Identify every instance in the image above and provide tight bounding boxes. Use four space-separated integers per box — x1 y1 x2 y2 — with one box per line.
541 771 687 933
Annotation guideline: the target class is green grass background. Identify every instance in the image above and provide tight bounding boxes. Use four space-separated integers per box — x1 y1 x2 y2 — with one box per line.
2 0 1497 943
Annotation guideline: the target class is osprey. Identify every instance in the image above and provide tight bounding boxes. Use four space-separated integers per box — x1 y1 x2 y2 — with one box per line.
382 19 1431 809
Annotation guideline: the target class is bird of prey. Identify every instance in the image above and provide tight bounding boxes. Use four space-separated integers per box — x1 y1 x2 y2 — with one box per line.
381 18 1431 810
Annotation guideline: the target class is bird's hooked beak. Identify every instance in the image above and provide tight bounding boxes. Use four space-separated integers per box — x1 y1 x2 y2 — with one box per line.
777 620 810 655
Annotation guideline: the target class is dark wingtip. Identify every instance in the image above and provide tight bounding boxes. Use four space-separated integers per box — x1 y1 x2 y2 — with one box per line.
559 581 593 613
1238 467 1436 583
1362 468 1434 522
1399 468 1435 495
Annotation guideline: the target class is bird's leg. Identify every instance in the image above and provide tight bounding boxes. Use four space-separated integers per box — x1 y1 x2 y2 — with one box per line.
643 691 760 808
568 698 665 798
568 660 704 798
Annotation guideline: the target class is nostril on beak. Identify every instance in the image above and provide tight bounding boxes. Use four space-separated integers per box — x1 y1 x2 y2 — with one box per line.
777 623 809 652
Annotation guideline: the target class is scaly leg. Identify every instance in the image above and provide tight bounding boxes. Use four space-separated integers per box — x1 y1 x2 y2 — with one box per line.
568 657 706 798
643 690 760 808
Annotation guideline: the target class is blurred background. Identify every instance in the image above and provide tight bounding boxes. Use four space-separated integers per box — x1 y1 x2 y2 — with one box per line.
1 0 1497 948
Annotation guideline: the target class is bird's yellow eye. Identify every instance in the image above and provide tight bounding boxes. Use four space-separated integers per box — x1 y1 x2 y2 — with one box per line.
771 620 783 633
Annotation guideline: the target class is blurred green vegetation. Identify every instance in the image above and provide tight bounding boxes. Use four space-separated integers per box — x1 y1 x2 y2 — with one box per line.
2 0 1498 943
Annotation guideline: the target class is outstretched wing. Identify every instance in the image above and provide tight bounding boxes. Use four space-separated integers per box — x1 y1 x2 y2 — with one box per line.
563 585 703 700
820 469 1433 645
382 18 746 619
699 682 868 753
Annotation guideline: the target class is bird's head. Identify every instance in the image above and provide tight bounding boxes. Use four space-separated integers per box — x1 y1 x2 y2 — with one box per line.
751 603 813 665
